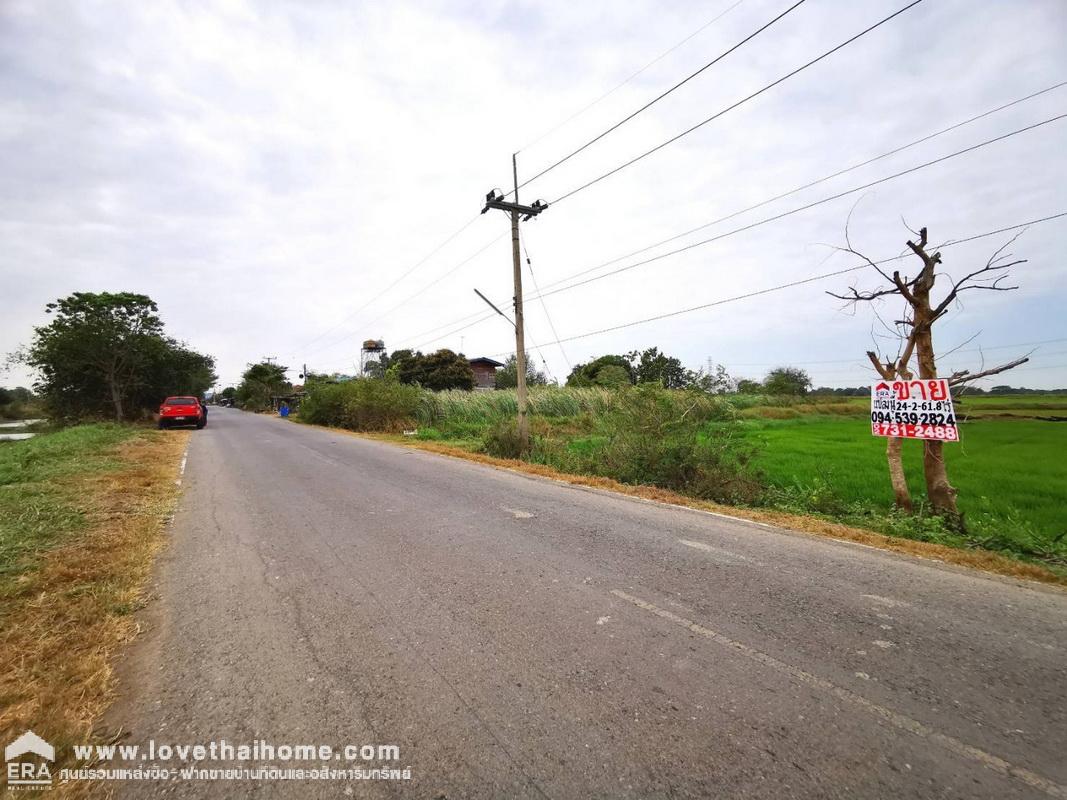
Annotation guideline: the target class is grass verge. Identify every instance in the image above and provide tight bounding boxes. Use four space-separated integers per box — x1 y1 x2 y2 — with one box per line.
0 424 188 796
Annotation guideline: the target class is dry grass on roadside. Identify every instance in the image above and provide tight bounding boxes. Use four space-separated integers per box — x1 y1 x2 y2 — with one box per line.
365 434 1066 589
0 429 188 797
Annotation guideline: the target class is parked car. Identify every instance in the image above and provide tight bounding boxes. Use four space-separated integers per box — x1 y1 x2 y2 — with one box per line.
159 396 207 429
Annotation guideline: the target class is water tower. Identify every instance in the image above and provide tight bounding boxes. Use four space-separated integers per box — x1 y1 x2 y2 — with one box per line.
360 339 386 375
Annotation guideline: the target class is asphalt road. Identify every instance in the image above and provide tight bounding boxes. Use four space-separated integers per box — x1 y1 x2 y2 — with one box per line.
109 407 1067 799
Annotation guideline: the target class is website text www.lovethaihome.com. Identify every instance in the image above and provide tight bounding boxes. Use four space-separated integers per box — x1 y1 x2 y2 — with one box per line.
4 731 411 789
65 739 411 784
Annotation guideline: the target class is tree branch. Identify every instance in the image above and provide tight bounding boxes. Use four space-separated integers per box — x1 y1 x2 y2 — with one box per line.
947 356 1029 386
826 285 901 302
866 350 892 380
933 258 1025 317
891 270 917 304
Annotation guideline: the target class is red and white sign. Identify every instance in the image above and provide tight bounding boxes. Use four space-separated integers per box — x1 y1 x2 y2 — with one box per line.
870 379 959 442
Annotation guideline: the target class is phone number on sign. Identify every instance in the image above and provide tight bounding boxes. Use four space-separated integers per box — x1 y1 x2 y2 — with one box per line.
871 422 959 440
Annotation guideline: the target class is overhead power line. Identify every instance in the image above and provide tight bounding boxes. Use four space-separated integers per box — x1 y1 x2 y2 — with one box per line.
356 233 509 338
409 312 498 353
388 89 1065 344
810 349 1067 377
521 324 558 384
518 0 747 154
519 0 808 189
306 231 509 357
997 362 1067 374
550 0 927 205
400 309 492 349
521 230 572 370
813 355 1067 379
539 80 1067 289
482 210 1067 356
295 213 484 353
528 114 1067 304
724 339 1067 367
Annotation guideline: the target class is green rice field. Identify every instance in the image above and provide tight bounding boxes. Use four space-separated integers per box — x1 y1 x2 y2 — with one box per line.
745 414 1066 560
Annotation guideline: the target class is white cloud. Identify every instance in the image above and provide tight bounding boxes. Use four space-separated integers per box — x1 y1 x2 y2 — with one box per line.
1 0 1065 390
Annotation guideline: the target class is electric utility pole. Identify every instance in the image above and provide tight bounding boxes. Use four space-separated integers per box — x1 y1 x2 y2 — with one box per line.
509 156 528 449
481 155 548 451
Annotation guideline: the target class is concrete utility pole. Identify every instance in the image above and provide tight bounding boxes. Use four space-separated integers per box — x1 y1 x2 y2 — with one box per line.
510 155 529 448
481 156 549 452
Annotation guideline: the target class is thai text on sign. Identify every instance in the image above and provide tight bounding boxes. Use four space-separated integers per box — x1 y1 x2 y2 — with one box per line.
870 379 959 441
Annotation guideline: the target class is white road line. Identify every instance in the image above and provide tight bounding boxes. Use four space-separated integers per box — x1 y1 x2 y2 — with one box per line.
502 506 534 519
611 589 1067 799
176 448 188 487
861 594 910 608
677 539 751 562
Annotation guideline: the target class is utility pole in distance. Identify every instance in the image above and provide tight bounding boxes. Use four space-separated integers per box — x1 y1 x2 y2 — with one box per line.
510 155 528 451
482 155 548 451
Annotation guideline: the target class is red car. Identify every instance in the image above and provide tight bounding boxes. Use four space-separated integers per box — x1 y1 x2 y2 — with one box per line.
158 396 207 429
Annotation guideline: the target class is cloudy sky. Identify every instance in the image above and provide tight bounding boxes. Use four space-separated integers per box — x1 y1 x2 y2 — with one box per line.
2 0 1065 391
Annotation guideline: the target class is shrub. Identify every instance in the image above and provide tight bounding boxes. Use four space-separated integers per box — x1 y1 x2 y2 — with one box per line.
534 385 761 503
0 401 31 421
761 476 847 515
299 379 422 432
482 419 528 459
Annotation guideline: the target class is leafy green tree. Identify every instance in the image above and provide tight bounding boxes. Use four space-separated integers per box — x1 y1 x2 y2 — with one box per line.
137 339 216 408
385 349 416 382
412 349 475 391
593 364 632 388
811 386 868 396
236 362 291 410
220 387 237 400
566 355 634 387
302 371 352 386
735 379 762 394
691 362 734 394
495 352 549 389
567 349 708 389
363 359 387 379
630 347 692 388
0 387 40 419
388 349 474 390
22 291 215 420
763 366 812 396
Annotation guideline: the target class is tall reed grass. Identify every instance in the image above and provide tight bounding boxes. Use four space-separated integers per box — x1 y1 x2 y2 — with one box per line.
416 386 619 425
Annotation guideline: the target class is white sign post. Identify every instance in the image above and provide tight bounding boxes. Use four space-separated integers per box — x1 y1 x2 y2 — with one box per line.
870 379 959 442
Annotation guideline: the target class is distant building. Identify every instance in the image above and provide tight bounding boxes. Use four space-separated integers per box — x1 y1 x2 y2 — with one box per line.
469 357 504 389
270 391 307 412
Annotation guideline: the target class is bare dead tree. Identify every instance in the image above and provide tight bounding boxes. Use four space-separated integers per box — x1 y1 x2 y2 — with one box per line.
829 225 1029 524
828 218 919 512
865 335 917 512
